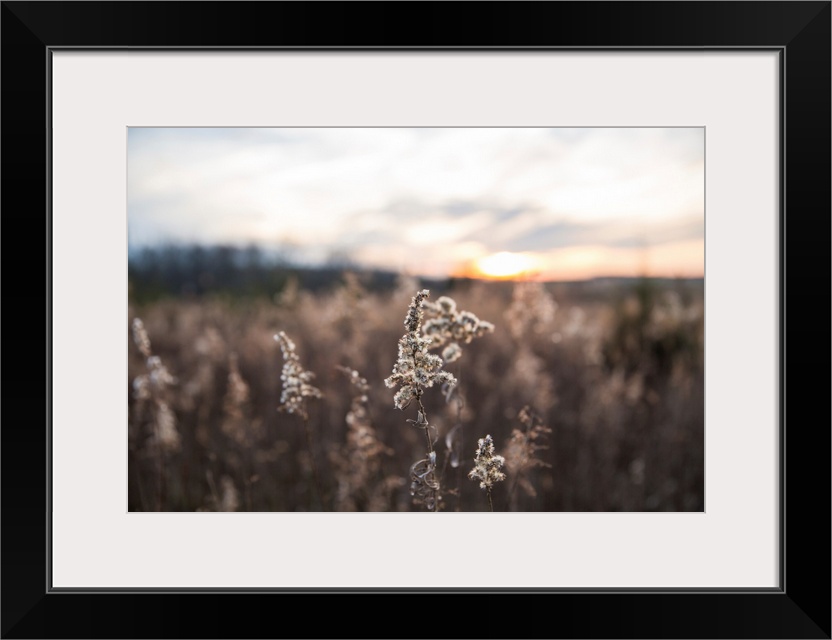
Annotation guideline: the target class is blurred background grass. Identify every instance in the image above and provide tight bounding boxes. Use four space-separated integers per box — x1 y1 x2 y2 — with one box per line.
128 248 703 512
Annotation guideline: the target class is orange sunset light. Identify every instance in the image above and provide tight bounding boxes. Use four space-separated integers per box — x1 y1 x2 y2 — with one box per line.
474 252 535 280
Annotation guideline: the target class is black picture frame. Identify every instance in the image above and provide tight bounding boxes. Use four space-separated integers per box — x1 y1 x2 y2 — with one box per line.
2 2 829 638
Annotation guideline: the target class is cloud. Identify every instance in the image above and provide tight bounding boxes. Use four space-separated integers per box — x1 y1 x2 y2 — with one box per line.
495 213 705 253
128 127 704 277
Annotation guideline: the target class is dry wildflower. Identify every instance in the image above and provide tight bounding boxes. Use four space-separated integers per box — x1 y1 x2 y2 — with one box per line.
337 366 374 434
224 354 250 416
146 400 181 453
504 346 556 412
468 434 505 512
146 356 177 389
384 290 456 409
274 331 322 418
222 353 258 445
422 295 495 363
275 330 324 508
332 366 395 511
132 319 177 401
505 281 557 339
323 272 368 328
468 434 507 491
131 317 180 454
386 290 457 511
132 317 152 358
340 365 369 394
505 406 552 503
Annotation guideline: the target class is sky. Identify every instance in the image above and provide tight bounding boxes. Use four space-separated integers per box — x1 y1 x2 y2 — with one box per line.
128 127 704 281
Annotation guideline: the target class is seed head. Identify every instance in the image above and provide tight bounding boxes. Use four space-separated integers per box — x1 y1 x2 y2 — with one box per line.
422 295 495 363
275 331 322 417
404 289 430 333
384 290 456 409
468 434 506 491
132 318 152 358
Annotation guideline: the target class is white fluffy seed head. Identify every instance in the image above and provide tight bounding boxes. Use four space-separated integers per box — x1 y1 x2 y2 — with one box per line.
275 331 322 416
385 290 457 409
468 434 506 491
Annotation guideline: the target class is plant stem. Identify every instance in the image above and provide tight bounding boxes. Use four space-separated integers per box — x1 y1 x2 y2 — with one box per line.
453 362 464 512
416 394 433 455
412 395 440 512
302 411 324 510
156 437 166 511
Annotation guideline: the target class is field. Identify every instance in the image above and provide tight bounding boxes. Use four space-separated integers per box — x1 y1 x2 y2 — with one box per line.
128 272 704 512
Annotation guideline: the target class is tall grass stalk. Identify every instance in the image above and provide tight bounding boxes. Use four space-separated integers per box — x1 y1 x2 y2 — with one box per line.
468 434 506 512
275 330 324 510
505 406 552 511
421 294 494 511
384 290 456 511
131 317 180 511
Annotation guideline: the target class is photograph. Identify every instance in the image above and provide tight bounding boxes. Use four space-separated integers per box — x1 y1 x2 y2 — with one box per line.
127 127 705 513
3 0 827 634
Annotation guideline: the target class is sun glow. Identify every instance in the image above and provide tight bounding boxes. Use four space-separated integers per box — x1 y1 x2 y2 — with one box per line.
475 252 534 279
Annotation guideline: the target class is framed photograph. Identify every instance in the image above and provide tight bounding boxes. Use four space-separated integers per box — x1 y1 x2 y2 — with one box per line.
3 2 829 638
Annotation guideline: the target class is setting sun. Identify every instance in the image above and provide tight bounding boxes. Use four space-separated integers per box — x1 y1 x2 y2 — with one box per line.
475 252 534 279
